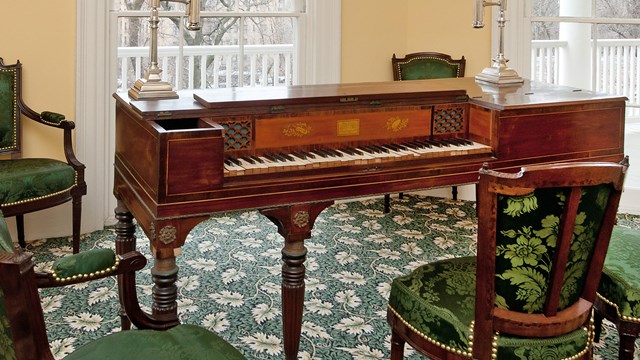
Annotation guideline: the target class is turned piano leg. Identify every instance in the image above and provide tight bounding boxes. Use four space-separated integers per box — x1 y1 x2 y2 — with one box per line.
261 201 333 360
150 257 179 322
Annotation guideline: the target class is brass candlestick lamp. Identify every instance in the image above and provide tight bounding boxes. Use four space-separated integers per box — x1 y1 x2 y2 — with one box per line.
473 0 523 85
128 0 201 100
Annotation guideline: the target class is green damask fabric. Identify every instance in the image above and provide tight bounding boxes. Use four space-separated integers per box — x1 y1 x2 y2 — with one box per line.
0 288 17 360
0 212 14 253
389 185 611 358
41 111 65 124
0 69 18 151
66 324 247 360
598 226 640 319
52 249 117 279
0 158 75 206
399 60 459 80
495 185 611 313
388 256 590 358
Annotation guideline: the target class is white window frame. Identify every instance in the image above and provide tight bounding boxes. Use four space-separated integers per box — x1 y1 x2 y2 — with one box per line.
75 0 341 230
504 0 640 214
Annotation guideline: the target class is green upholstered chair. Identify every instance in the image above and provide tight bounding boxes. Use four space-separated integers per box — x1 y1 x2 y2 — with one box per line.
594 225 640 359
391 52 466 81
387 160 627 359
384 52 466 213
0 211 246 360
0 57 86 253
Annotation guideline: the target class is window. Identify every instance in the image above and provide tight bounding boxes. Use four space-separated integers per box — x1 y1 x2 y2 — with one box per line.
505 0 640 210
115 0 312 91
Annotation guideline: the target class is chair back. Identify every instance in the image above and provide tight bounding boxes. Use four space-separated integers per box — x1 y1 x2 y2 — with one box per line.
391 52 466 81
0 58 21 156
0 211 54 360
473 160 627 358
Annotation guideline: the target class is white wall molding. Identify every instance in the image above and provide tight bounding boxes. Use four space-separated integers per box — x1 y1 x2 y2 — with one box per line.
76 0 115 231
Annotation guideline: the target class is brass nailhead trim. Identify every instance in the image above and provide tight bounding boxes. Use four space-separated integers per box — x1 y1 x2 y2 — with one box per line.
597 292 640 323
387 305 473 358
1 173 78 207
0 68 18 152
53 255 120 284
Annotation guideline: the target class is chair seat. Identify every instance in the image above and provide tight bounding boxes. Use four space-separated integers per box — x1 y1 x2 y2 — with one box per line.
0 158 76 206
388 256 591 359
598 226 640 321
65 324 246 360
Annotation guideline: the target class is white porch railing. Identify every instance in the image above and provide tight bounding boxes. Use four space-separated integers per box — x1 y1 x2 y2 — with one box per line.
532 39 640 117
117 44 294 91
118 40 640 117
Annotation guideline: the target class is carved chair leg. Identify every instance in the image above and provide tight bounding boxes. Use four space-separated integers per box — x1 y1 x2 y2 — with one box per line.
593 309 603 343
452 185 458 200
384 194 391 213
72 196 82 253
16 215 26 248
618 323 639 360
390 331 406 360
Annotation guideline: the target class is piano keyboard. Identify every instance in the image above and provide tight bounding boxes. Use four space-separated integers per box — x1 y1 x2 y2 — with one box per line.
223 138 492 176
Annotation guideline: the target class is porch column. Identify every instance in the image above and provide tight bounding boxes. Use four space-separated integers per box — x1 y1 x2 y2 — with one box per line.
559 0 592 89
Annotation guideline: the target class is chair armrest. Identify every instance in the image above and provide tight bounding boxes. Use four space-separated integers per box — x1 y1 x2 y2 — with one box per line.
36 249 147 288
18 101 86 175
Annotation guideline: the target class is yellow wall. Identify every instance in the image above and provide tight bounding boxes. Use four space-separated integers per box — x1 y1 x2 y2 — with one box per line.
0 1 76 160
341 0 492 83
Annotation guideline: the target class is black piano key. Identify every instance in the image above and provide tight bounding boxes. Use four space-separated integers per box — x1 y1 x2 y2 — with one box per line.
279 152 295 161
264 153 278 162
415 140 433 148
327 148 343 157
241 156 256 164
311 149 328 158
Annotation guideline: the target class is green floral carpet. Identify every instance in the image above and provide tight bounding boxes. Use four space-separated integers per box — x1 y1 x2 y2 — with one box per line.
29 195 637 359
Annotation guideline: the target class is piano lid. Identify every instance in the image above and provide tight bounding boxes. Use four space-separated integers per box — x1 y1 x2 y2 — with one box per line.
193 80 468 109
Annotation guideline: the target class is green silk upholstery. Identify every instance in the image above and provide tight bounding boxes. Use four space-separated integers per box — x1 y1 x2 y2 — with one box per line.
52 249 117 279
495 185 611 313
398 59 460 80
66 324 246 360
0 159 76 206
388 257 591 359
0 67 18 152
598 226 640 321
40 111 65 125
388 184 612 358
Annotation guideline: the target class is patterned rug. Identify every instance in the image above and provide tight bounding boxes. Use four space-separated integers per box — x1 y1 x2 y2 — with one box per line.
29 194 638 359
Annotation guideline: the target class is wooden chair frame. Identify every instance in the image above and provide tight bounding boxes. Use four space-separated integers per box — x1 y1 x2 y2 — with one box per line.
0 58 86 253
388 160 627 359
0 247 147 360
594 283 640 359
